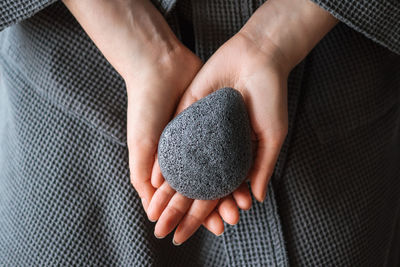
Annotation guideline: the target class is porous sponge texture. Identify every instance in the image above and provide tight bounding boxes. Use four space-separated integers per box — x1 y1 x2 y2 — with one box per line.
158 87 253 200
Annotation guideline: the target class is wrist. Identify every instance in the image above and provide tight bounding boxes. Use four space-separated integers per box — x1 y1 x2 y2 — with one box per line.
115 0 187 86
240 0 338 69
124 42 202 97
63 0 182 83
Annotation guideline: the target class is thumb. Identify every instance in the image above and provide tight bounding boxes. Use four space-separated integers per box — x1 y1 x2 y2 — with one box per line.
243 70 288 203
247 133 285 202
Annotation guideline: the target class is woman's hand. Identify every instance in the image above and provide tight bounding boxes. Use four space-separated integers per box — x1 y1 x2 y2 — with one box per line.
148 0 338 245
62 0 249 236
61 0 199 208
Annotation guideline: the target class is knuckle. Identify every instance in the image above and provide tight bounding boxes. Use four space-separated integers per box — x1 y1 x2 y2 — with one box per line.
166 204 185 218
186 213 202 226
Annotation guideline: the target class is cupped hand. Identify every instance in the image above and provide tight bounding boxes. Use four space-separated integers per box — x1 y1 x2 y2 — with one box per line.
147 30 292 245
122 21 253 237
118 6 252 233
128 43 254 242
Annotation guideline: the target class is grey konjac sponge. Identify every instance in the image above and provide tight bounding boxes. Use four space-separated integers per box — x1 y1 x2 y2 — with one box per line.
158 87 253 200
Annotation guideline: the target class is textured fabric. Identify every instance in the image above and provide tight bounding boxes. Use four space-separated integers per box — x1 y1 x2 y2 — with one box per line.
0 0 57 30
276 24 400 265
1 0 400 266
309 0 400 55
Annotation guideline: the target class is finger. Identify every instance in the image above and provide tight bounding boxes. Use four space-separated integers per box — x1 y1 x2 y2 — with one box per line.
151 156 164 188
172 199 219 245
218 195 240 225
154 193 193 238
232 182 252 210
202 210 224 236
248 135 284 202
146 181 176 222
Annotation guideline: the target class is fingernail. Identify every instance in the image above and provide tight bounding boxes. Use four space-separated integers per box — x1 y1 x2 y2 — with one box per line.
149 218 157 222
154 232 164 239
172 239 182 246
216 232 224 236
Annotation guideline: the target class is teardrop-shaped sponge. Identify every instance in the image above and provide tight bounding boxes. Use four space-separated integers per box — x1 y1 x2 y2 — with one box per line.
158 87 253 200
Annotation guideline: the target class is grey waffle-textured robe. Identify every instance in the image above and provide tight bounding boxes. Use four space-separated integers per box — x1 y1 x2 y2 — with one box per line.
1 0 399 266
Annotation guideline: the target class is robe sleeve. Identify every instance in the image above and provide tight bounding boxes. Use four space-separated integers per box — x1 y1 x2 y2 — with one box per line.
0 0 177 31
309 0 400 55
0 0 58 31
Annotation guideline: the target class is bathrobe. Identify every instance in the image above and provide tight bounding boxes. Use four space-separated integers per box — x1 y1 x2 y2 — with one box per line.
1 0 399 266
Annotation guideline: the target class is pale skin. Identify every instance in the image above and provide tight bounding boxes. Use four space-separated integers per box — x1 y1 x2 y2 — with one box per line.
63 0 338 246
